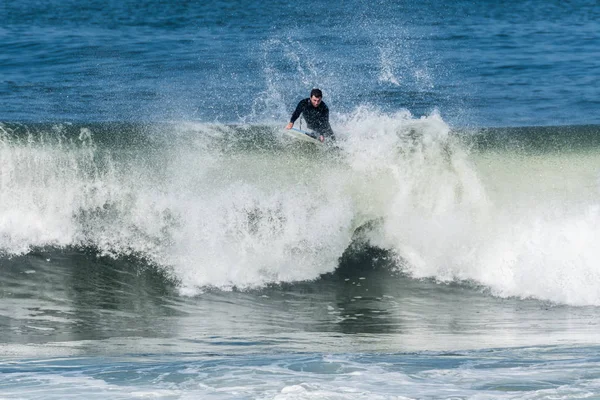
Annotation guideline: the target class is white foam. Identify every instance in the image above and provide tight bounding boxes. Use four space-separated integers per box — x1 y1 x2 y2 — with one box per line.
3 352 599 400
2 117 600 305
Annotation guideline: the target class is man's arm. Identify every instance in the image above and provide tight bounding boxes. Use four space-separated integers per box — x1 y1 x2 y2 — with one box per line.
319 104 334 140
286 100 306 129
322 104 330 125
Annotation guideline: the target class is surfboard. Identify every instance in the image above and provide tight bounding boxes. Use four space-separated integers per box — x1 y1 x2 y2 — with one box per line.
285 127 323 145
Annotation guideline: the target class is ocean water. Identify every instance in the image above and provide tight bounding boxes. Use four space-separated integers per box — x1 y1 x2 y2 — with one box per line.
1 0 600 399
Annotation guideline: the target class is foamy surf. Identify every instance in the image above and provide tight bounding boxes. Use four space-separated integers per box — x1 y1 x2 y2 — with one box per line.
2 115 600 306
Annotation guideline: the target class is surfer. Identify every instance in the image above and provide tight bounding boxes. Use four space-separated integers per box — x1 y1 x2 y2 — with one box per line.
285 88 335 142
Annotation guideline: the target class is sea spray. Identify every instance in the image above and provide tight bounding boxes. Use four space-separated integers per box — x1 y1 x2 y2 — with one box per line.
2 117 600 305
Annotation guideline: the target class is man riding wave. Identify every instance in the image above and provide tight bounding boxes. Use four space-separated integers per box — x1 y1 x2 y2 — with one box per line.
285 88 335 142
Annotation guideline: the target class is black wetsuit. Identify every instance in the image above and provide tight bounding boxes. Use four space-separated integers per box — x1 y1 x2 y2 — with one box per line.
290 98 335 139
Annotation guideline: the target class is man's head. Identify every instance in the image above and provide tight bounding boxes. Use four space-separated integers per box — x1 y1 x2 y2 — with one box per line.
310 88 323 107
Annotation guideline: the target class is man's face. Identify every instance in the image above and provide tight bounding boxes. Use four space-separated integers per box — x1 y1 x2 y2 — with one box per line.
310 96 322 107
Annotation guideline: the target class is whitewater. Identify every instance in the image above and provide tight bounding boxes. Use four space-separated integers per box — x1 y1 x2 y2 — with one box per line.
2 111 599 306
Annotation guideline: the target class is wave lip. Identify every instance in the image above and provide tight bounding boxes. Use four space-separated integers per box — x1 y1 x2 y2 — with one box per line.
2 118 600 306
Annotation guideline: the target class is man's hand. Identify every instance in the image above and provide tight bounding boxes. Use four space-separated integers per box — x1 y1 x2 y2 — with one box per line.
319 135 324 142
285 122 293 130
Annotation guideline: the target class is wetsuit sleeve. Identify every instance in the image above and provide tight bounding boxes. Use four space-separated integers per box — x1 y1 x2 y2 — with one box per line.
321 104 335 137
290 100 305 123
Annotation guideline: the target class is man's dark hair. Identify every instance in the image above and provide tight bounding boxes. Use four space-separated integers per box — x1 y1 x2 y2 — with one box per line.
310 88 323 98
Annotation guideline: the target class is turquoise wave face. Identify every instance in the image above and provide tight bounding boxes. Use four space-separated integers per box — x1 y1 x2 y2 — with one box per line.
1 117 600 305
2 117 600 399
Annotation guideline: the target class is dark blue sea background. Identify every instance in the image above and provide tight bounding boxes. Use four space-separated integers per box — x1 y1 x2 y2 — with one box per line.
2 0 598 126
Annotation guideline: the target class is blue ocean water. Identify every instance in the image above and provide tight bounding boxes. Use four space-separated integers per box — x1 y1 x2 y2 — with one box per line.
2 0 599 125
2 0 600 399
